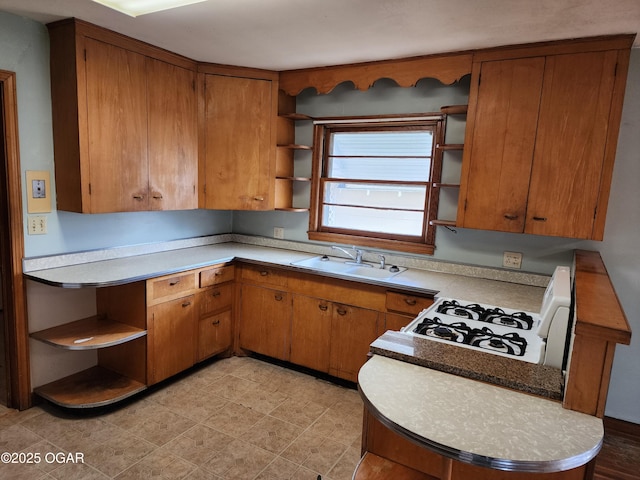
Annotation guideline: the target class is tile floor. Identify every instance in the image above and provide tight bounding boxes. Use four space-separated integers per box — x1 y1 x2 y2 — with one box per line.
0 356 364 479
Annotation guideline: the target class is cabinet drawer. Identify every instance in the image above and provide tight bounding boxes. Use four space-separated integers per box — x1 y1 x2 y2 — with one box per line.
147 272 196 304
385 291 434 315
198 283 234 315
240 264 288 287
200 265 235 288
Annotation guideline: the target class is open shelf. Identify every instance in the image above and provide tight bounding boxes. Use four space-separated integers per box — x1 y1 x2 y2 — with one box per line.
30 316 146 350
34 365 147 408
437 144 464 151
430 219 457 227
279 113 314 121
440 104 468 115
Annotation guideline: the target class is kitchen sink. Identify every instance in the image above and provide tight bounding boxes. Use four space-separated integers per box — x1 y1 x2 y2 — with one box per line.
291 255 407 281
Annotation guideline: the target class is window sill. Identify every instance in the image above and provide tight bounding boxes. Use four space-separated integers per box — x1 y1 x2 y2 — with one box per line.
308 231 435 256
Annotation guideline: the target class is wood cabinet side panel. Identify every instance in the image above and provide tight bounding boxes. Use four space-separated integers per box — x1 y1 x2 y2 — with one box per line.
98 336 147 385
96 281 147 329
48 22 85 212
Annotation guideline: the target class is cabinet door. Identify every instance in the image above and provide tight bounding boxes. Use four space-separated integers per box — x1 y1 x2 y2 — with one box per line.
458 57 545 232
291 295 332 372
204 74 274 210
147 58 198 210
238 284 291 360
198 310 232 361
148 295 196 384
85 38 149 213
526 51 618 239
329 305 380 382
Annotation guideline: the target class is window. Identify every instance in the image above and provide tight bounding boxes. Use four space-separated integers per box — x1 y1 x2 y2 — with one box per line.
308 115 445 254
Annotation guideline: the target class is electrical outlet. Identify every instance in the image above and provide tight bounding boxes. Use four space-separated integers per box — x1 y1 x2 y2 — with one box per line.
273 227 285 239
503 251 522 269
28 215 47 235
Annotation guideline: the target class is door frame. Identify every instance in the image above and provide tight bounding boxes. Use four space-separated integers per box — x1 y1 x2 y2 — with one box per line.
0 70 31 410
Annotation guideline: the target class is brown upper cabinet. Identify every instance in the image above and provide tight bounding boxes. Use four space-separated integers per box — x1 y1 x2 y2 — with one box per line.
48 19 198 213
200 67 279 210
457 37 633 240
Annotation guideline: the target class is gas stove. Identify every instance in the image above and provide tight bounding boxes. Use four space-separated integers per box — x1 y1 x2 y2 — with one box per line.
402 266 572 368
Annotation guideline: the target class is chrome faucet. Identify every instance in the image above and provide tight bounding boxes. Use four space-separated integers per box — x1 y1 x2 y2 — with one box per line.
331 245 367 265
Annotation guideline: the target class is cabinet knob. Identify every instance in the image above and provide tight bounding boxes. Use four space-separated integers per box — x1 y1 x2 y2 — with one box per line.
274 294 283 301
259 271 269 276
532 216 548 222
212 320 220 326
211 290 221 297
182 301 192 308
318 304 328 311
404 298 417 306
336 307 347 316
503 214 518 220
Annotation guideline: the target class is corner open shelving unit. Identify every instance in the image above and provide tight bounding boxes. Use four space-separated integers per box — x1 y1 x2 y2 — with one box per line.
29 282 148 408
275 95 314 212
428 104 467 228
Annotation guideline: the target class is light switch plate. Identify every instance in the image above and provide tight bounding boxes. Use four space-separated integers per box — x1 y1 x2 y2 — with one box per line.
26 170 52 213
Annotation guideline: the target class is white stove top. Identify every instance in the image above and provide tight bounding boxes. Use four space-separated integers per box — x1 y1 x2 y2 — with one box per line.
401 266 573 368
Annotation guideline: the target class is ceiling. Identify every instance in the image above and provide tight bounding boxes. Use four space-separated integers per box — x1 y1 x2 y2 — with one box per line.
1 0 639 71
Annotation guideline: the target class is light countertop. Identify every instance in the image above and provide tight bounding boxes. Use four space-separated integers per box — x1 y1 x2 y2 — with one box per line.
359 355 603 473
23 237 548 312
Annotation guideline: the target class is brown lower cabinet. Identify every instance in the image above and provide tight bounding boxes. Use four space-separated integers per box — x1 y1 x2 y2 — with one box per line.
359 411 589 480
238 283 291 361
147 295 196 385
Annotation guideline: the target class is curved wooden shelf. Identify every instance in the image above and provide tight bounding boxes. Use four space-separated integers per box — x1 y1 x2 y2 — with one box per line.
30 316 147 350
34 366 147 409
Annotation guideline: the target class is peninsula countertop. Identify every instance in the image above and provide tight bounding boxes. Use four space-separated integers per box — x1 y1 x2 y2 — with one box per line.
358 355 603 473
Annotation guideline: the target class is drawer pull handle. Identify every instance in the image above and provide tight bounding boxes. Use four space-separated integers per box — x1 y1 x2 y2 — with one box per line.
503 214 518 220
404 298 417 306
152 194 163 199
182 301 192 308
214 271 222 276
169 279 181 286
212 320 220 326
260 271 269 276
336 308 347 316
532 216 547 222
254 196 265 201
132 194 144 200
274 294 283 301
211 291 221 297
318 304 328 311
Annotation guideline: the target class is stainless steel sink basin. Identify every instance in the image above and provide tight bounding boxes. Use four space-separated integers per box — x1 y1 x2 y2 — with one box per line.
291 255 407 281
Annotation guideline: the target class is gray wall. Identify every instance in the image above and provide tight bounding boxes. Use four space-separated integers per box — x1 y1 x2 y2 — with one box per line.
2 11 639 423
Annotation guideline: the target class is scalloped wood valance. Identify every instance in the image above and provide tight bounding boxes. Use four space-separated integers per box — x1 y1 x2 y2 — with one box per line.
278 52 473 96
